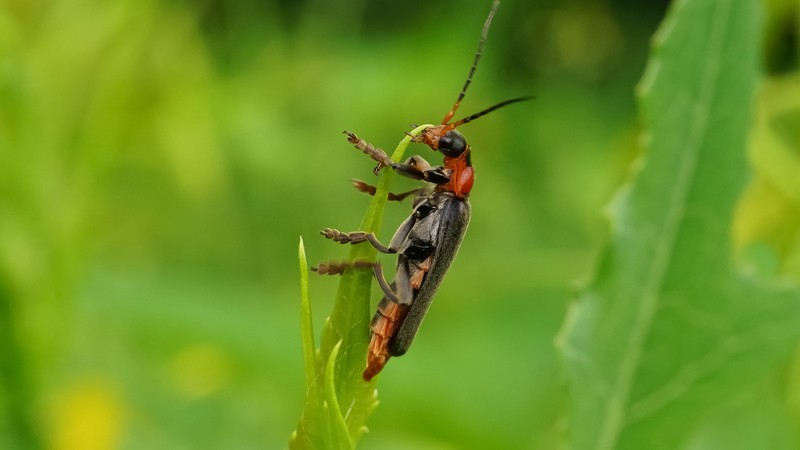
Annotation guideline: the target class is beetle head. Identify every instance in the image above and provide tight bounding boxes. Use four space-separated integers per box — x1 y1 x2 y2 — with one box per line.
418 125 467 157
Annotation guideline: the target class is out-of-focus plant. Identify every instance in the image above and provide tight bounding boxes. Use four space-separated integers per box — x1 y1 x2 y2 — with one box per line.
559 0 800 449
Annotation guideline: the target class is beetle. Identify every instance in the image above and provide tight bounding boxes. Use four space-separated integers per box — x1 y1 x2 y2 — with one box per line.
315 0 529 381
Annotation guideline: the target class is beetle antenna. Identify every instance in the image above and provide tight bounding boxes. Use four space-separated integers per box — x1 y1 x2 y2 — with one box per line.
450 96 533 128
441 0 501 125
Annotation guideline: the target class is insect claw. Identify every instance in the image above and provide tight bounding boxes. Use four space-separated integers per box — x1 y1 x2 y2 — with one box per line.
343 131 394 170
320 228 343 242
343 130 357 145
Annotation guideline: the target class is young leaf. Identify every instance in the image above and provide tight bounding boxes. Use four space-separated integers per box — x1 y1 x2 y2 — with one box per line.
289 238 326 448
298 238 318 393
558 0 800 449
323 341 354 450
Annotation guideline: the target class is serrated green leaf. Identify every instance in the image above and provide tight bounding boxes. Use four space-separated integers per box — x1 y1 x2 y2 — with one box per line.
558 0 800 449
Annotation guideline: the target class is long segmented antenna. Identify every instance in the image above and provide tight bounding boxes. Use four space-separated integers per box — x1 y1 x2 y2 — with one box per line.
451 96 534 128
441 0 501 125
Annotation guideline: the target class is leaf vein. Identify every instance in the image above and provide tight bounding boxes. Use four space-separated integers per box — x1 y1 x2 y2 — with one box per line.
594 0 734 448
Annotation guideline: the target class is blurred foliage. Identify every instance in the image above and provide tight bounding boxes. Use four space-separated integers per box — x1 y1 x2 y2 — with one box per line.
562 0 800 449
0 0 797 449
736 74 800 277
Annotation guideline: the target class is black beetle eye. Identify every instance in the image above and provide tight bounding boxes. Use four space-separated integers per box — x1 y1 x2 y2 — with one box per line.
438 130 467 157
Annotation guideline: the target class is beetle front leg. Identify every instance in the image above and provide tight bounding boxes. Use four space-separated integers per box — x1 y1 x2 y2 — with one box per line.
320 228 395 254
343 131 452 184
343 131 393 175
389 155 452 185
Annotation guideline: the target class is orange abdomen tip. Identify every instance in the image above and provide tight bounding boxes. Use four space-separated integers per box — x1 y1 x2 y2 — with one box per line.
363 300 409 381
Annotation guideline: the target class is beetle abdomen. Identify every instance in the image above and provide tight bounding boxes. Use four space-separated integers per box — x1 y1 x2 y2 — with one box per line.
364 297 410 381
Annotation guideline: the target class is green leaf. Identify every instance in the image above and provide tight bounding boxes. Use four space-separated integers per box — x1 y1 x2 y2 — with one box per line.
558 0 800 449
290 125 432 448
323 341 354 450
298 238 318 394
288 238 325 449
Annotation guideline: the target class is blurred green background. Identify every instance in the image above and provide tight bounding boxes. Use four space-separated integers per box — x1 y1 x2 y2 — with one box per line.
0 0 796 449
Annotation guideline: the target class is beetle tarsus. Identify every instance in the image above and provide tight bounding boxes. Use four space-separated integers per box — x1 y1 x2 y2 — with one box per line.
344 131 393 173
311 259 375 276
320 227 366 244
320 228 394 254
311 262 343 275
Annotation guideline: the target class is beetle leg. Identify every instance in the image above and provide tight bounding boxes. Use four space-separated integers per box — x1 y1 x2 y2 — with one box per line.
320 207 418 256
351 179 422 202
343 131 453 183
404 154 433 171
311 259 375 275
389 155 452 185
311 260 400 303
343 131 393 174
372 261 402 303
312 259 405 306
320 228 395 254
392 257 414 305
